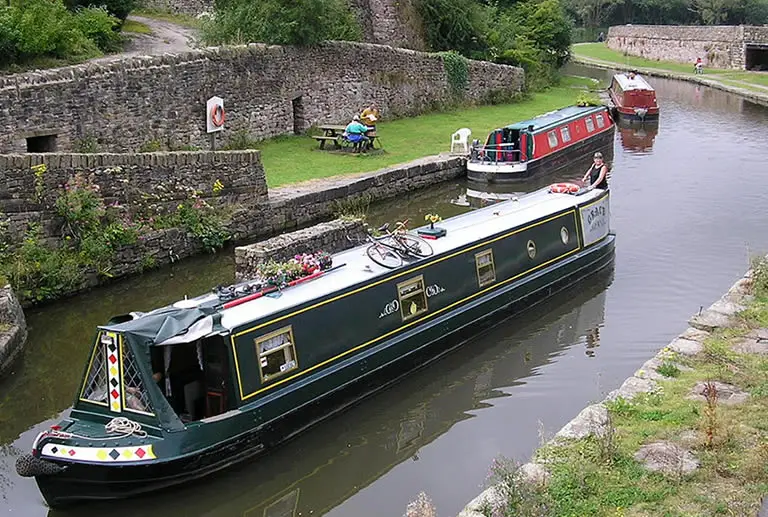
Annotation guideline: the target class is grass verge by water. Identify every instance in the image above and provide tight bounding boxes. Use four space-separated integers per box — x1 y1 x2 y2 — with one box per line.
572 43 768 91
256 77 596 187
477 256 768 517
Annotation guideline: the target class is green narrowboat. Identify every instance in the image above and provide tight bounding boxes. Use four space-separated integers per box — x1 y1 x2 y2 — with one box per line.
16 183 615 507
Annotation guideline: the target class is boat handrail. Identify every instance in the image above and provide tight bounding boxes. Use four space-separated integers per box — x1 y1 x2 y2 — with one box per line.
470 145 522 164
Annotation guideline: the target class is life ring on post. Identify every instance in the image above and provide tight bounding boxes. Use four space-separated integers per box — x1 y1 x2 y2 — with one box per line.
549 182 580 194
210 104 226 127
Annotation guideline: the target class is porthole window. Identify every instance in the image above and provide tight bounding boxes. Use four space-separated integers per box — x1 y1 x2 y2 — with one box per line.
527 240 536 259
547 131 558 148
397 276 428 322
475 249 496 288
255 326 298 383
560 226 569 245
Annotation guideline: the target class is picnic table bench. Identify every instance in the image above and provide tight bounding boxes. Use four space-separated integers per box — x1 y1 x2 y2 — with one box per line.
312 124 380 152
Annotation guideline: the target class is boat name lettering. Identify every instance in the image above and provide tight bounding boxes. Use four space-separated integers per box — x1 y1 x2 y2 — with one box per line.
586 205 606 226
425 284 446 297
379 299 400 319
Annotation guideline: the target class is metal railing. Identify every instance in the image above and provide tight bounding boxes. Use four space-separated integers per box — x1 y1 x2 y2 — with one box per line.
469 143 522 164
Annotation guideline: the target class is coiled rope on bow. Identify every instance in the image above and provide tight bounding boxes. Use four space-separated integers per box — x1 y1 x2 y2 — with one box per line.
105 417 147 438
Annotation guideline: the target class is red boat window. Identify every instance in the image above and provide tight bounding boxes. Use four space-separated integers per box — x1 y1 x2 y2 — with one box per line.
560 126 571 143
596 114 605 128
585 117 595 132
547 131 558 148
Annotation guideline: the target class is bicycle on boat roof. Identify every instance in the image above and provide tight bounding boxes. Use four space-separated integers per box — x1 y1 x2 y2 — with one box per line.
349 219 434 269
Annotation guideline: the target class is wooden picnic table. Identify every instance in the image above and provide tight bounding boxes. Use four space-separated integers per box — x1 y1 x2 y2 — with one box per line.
312 124 380 151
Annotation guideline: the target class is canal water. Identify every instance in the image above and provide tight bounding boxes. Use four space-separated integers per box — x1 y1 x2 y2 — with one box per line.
3 65 768 516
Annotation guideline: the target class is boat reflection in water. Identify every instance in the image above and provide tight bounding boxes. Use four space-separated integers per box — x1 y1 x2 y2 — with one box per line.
48 269 613 517
616 119 658 154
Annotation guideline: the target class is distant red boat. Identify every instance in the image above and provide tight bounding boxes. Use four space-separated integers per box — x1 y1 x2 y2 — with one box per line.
608 73 659 122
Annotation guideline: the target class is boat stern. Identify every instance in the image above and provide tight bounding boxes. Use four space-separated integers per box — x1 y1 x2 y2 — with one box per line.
466 160 528 182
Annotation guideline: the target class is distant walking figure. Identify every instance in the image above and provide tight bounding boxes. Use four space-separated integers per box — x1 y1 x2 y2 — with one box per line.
597 31 605 43
694 57 703 74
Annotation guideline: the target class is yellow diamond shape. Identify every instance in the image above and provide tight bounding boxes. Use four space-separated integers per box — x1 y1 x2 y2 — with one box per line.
96 450 108 460
110 366 118 376
122 449 133 458
111 402 120 411
60 448 68 456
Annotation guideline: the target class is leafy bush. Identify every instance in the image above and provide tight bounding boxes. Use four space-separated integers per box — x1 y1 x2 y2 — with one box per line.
416 0 487 56
202 0 362 46
439 50 469 98
0 0 122 68
73 6 123 52
65 0 136 21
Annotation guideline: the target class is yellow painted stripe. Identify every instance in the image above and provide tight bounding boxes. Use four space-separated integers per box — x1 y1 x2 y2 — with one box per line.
232 209 586 401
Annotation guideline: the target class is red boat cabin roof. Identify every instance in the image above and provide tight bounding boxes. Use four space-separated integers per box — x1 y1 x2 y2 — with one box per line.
612 73 654 92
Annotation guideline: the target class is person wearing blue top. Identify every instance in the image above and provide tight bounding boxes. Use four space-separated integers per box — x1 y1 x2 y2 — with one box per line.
344 115 370 151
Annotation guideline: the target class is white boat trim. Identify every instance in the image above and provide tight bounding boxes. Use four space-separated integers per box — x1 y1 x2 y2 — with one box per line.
466 161 528 174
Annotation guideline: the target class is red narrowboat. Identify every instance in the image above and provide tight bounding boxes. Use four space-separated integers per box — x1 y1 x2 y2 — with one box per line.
467 105 615 183
607 73 660 122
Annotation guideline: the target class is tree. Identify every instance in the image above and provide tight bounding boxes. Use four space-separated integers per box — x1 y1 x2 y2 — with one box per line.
566 0 621 27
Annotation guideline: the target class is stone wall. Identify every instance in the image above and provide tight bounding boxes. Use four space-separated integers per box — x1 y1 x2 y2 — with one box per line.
234 218 366 281
607 25 745 69
0 42 523 154
0 286 27 376
141 0 212 15
0 150 266 240
349 0 426 50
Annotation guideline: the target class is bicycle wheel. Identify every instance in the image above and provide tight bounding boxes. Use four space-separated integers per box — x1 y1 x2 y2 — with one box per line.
387 234 434 258
366 244 403 269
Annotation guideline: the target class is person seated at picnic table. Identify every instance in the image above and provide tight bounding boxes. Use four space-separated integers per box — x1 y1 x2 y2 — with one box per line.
360 103 380 128
344 116 371 146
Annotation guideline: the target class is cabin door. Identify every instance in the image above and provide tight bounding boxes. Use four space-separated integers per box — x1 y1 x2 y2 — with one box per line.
203 337 230 417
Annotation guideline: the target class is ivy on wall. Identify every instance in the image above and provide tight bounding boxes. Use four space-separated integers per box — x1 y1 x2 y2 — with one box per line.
439 50 468 98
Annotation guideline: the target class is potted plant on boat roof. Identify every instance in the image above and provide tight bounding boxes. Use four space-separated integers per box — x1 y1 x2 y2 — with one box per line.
418 213 447 239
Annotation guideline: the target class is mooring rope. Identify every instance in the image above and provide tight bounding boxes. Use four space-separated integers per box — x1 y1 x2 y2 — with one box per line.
104 417 147 438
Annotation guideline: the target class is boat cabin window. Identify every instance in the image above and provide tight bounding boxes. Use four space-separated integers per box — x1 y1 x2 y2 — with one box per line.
255 326 298 383
547 131 558 148
80 333 111 406
585 117 595 132
560 126 571 143
397 276 428 322
596 114 605 128
475 250 496 288
122 342 155 415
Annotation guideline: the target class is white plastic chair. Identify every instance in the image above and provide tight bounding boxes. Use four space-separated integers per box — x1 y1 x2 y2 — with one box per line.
450 128 472 154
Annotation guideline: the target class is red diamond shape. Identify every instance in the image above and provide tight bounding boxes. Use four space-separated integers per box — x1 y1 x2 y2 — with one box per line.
111 389 119 399
135 448 146 458
68 449 76 456
109 355 117 364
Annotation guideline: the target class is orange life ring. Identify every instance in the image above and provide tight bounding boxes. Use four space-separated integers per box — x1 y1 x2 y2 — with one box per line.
210 104 225 127
549 182 580 194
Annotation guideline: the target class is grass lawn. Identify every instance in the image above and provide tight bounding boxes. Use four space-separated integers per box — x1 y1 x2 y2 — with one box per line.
131 8 201 28
258 77 596 187
122 19 153 34
572 43 768 91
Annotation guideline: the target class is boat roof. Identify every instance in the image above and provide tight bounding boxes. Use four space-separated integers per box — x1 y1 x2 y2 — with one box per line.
504 105 605 132
612 73 654 91
103 186 606 345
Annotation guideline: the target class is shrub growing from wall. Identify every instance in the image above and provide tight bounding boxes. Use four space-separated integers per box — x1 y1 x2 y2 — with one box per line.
202 0 362 46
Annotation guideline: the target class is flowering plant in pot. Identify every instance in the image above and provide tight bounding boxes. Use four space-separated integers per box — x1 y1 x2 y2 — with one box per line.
418 213 447 238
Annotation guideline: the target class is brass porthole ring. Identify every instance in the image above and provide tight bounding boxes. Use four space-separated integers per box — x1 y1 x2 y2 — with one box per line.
560 226 569 245
527 239 536 259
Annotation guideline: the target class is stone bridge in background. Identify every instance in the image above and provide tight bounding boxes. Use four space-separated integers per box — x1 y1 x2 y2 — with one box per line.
607 24 768 70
